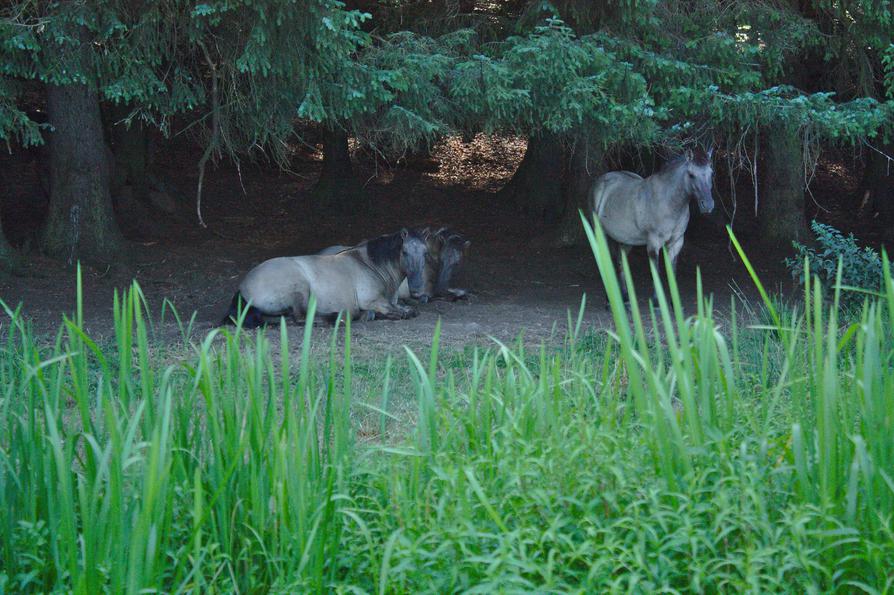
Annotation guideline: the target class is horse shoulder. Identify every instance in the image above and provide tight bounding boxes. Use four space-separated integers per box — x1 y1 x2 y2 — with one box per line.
339 252 390 295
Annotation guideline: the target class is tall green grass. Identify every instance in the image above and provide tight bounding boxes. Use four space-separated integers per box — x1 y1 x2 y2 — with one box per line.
1 273 353 592
0 220 892 592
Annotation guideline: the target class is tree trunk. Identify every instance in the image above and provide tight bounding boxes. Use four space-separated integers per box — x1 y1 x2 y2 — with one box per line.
758 125 806 247
556 135 603 246
499 133 564 223
311 127 362 210
0 210 13 270
861 143 894 222
41 83 123 264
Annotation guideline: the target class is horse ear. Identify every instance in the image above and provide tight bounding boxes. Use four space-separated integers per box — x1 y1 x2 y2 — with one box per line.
462 240 471 258
685 149 694 162
707 146 714 159
400 228 409 239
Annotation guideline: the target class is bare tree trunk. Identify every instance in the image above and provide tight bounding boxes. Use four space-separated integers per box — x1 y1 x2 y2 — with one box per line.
0 210 13 269
556 135 603 246
499 133 564 223
41 81 123 265
311 127 362 210
758 124 806 247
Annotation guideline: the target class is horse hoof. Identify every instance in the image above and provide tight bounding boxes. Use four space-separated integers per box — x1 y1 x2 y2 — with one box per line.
404 307 418 319
417 295 429 304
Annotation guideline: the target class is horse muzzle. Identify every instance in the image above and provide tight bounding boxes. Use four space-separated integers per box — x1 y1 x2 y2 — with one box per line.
699 197 715 214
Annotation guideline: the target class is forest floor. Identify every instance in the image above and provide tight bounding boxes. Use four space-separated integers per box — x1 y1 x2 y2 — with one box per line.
0 134 881 357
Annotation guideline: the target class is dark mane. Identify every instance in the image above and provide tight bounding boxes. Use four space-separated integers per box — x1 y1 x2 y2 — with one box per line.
366 231 403 265
690 148 711 166
660 148 711 172
433 227 465 244
660 155 686 172
366 228 425 265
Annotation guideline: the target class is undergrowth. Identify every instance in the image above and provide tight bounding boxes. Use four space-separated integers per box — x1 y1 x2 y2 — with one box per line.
0 220 892 593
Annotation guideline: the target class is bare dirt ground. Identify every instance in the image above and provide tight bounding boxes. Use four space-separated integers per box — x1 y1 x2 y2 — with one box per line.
1 134 874 355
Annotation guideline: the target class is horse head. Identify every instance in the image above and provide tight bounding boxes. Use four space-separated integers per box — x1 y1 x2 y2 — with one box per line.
400 228 429 302
684 147 715 214
434 230 470 296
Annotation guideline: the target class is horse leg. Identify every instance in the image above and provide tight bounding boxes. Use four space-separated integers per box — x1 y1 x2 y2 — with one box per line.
393 302 418 319
602 238 629 308
646 239 663 302
289 285 312 325
290 301 308 325
322 309 374 325
366 298 418 320
441 287 468 301
616 243 632 305
602 239 616 309
666 235 684 276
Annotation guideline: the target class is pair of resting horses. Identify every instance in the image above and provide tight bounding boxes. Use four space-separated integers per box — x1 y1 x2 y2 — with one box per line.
223 146 715 326
222 227 470 328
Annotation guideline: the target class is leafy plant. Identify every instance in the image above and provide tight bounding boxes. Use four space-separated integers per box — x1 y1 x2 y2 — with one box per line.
785 220 888 302
2 231 894 591
883 44 894 100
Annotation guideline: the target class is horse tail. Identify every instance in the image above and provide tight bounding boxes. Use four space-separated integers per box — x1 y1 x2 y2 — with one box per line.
220 291 265 328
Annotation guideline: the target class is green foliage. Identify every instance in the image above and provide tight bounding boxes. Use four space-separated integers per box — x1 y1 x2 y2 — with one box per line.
1 1 892 162
0 79 43 147
883 44 894 100
0 1 377 158
350 30 459 155
450 19 657 143
1 231 894 590
785 220 889 303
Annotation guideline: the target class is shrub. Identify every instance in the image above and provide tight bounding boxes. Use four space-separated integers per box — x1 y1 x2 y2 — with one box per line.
785 220 887 302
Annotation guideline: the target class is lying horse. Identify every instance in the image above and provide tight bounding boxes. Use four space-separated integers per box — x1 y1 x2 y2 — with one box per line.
430 228 471 300
320 227 471 301
590 147 715 303
222 228 428 327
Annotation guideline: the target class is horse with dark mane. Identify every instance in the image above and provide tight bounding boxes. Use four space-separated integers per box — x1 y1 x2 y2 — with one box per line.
590 147 715 303
320 227 471 301
222 228 428 327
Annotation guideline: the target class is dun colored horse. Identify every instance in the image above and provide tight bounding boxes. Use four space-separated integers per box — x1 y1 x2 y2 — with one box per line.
590 148 715 302
222 228 428 327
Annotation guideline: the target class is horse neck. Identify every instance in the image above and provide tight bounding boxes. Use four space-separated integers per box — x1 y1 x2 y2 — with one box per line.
358 248 402 292
650 165 690 209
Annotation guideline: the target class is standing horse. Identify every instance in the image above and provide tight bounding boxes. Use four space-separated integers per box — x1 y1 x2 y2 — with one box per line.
589 148 715 303
320 227 471 301
222 228 428 327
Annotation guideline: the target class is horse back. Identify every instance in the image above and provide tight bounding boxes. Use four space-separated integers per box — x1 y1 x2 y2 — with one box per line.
591 171 643 214
239 252 386 317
